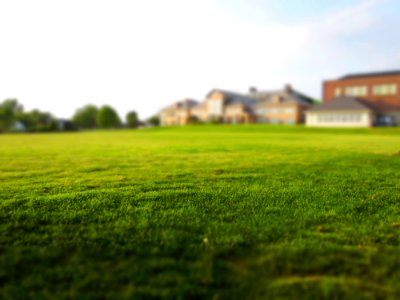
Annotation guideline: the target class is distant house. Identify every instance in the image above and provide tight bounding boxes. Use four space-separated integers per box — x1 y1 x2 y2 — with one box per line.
160 99 199 126
160 85 314 126
305 97 376 127
191 89 258 124
322 70 400 126
252 85 313 124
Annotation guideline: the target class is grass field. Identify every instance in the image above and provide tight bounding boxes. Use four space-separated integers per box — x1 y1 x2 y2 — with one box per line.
1 125 400 299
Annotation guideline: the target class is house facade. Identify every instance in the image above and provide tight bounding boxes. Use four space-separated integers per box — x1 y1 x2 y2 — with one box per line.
322 70 400 126
253 86 312 124
160 99 199 126
191 89 258 124
160 85 314 126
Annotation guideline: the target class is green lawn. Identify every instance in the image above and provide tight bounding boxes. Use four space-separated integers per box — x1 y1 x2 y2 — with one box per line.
1 125 400 299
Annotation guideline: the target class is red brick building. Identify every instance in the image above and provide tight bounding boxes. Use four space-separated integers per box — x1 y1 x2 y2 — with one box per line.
322 70 400 125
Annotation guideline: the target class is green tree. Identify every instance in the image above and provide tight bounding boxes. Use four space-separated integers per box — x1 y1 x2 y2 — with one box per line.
147 115 160 127
17 109 56 132
126 111 139 128
97 105 121 128
72 105 99 129
0 99 23 132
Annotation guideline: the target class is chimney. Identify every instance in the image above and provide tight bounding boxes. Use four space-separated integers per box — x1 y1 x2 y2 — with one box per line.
285 84 293 94
249 86 258 94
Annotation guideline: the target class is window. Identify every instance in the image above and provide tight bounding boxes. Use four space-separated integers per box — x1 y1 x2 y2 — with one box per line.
317 113 362 123
360 86 368 96
284 108 294 114
344 86 368 96
258 108 292 115
373 84 397 95
257 109 266 115
211 100 222 115
335 87 342 96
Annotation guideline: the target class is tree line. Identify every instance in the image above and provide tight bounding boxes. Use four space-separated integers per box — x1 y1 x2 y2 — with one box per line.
0 99 159 133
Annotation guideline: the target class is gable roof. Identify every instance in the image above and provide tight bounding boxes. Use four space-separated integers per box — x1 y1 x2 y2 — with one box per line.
207 89 258 109
207 89 257 103
252 89 314 106
177 99 199 109
339 70 400 80
308 96 376 112
206 86 315 111
160 98 199 112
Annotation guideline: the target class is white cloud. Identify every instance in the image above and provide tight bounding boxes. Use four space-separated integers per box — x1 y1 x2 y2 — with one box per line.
274 0 395 98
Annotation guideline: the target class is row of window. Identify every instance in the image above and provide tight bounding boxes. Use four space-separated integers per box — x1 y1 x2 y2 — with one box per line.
317 114 362 122
258 117 295 124
373 84 397 95
256 108 294 114
340 86 368 96
335 84 398 97
163 111 188 117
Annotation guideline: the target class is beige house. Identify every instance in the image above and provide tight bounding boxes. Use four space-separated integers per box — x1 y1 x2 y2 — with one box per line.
160 85 314 126
160 99 199 126
253 86 312 124
191 89 258 124
305 97 376 127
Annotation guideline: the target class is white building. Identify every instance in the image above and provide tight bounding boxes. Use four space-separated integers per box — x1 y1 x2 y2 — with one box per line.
306 97 376 128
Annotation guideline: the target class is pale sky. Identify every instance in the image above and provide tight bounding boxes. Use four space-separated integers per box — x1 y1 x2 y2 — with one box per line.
0 0 399 120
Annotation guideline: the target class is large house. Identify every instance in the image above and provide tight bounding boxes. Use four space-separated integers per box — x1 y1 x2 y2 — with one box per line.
160 85 314 126
308 70 400 127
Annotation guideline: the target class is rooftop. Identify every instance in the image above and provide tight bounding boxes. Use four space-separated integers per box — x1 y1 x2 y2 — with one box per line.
160 98 199 112
308 96 376 112
339 70 400 80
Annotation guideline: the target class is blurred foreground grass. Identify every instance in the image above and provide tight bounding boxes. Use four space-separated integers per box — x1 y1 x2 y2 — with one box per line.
0 125 400 299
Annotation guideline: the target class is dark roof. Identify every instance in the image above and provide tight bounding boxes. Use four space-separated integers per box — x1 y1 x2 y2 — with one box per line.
291 90 315 105
177 99 199 109
339 70 400 80
161 98 199 112
252 89 314 106
207 89 258 107
207 86 314 111
308 96 376 112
